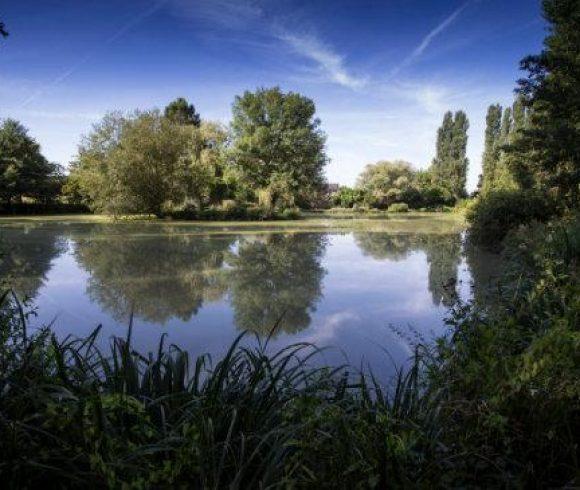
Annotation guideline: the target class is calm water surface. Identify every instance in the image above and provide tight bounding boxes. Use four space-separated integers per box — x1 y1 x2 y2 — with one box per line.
0 217 484 375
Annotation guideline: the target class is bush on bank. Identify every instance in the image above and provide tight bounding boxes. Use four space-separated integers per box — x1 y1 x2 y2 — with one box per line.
0 201 90 216
466 189 555 247
387 202 409 213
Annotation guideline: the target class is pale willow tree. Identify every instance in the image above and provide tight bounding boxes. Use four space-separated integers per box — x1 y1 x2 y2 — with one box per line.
180 121 229 208
356 160 415 208
230 87 328 209
72 111 225 216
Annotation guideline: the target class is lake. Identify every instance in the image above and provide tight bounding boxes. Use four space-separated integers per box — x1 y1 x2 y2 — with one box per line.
0 215 490 376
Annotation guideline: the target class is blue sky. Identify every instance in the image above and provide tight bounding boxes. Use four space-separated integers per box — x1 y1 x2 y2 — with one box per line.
1 0 544 189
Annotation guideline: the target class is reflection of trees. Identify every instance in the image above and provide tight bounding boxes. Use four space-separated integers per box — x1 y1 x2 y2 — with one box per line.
74 231 235 323
354 232 462 308
423 235 462 308
0 225 66 299
464 240 504 308
226 233 327 335
354 233 419 261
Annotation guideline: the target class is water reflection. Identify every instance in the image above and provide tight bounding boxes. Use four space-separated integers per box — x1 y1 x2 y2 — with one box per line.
354 232 462 307
0 222 470 339
0 225 66 298
226 233 327 335
73 229 235 323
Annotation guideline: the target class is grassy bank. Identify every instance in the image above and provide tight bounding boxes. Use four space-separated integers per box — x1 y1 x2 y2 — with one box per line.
0 212 467 235
0 216 577 488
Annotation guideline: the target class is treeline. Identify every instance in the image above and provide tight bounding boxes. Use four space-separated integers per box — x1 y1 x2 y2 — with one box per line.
1 89 327 218
468 0 579 246
67 88 328 219
331 110 469 212
0 120 79 214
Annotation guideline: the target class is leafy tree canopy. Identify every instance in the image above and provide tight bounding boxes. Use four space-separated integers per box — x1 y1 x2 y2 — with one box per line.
230 87 328 207
511 0 580 207
71 111 224 216
0 119 60 205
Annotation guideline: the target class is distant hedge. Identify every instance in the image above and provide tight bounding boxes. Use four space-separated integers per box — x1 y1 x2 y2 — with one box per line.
0 202 90 216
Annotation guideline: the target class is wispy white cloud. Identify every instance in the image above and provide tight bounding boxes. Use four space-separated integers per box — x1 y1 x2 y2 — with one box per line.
277 31 367 89
173 0 365 89
390 83 452 114
412 2 471 58
390 1 472 78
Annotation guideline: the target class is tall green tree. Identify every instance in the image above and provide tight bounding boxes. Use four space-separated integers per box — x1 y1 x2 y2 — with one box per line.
230 87 327 207
480 104 502 193
450 110 469 199
510 0 580 207
499 107 512 146
164 97 201 127
493 107 518 190
432 111 469 199
511 95 528 134
0 119 59 206
432 112 454 184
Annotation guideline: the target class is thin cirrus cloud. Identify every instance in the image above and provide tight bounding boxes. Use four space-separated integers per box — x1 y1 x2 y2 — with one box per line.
389 0 473 78
18 0 169 109
276 31 368 89
173 0 367 89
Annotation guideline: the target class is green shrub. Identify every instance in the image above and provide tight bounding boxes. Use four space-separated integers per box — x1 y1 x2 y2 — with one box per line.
166 202 198 220
430 219 580 487
277 207 301 220
466 190 555 247
387 202 409 213
352 204 369 213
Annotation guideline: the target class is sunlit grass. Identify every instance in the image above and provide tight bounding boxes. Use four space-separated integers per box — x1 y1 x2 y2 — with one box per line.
0 212 466 236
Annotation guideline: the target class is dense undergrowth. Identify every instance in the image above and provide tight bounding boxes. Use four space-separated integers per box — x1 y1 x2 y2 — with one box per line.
0 215 578 488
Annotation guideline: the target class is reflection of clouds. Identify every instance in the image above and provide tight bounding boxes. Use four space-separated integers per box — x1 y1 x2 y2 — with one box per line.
303 310 360 344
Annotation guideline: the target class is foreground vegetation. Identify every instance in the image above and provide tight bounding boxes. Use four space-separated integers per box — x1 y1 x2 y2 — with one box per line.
0 214 578 488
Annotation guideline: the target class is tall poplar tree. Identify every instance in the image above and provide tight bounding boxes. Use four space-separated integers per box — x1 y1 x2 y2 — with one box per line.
494 107 517 189
431 111 454 186
450 110 469 199
511 95 528 135
432 111 469 199
480 104 502 193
